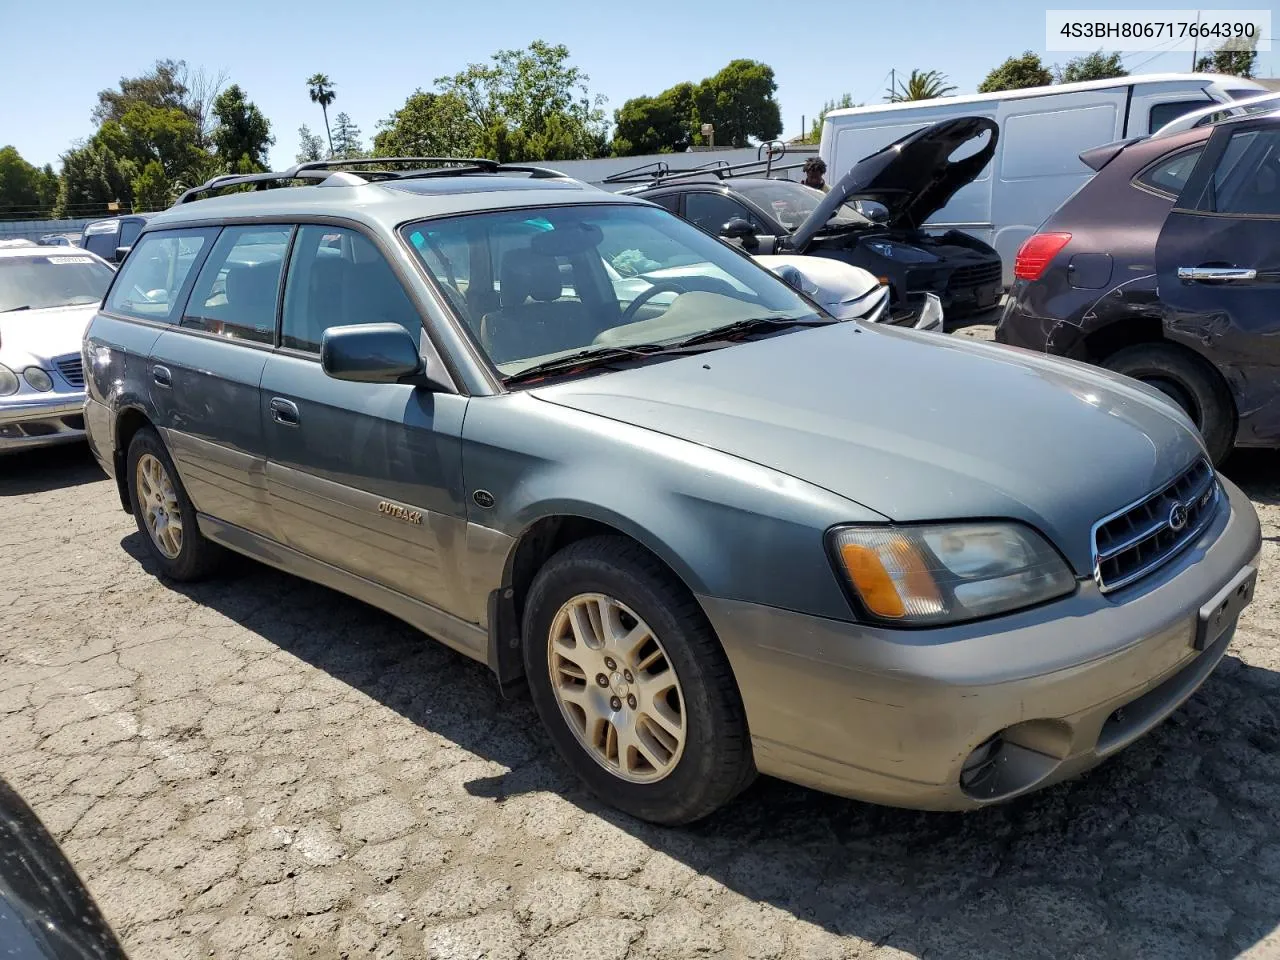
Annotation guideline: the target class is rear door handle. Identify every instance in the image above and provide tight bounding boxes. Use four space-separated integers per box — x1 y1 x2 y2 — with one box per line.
269 397 300 426
1178 266 1257 282
151 365 171 388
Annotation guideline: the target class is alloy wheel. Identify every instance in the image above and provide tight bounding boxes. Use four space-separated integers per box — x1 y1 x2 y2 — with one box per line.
136 453 183 559
546 592 687 783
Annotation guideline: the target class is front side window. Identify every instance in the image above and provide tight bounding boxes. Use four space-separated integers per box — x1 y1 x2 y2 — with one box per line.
0 253 115 313
281 226 422 354
402 203 822 378
683 192 758 235
104 229 212 323
182 226 291 344
1149 100 1211 134
1135 147 1204 198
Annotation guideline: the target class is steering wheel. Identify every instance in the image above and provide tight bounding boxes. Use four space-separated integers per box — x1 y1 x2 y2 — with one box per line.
619 280 688 324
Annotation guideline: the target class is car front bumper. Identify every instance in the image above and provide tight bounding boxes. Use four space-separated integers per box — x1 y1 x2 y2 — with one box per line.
0 392 87 452
699 476 1261 810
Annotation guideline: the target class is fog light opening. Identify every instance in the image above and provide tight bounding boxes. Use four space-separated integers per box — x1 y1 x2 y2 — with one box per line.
959 733 1005 791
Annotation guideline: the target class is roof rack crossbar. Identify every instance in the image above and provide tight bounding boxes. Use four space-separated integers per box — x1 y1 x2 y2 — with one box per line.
602 155 807 189
290 156 501 175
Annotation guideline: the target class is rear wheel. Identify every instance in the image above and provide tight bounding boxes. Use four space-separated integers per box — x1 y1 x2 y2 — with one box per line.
126 426 222 581
522 536 755 824
1103 343 1235 464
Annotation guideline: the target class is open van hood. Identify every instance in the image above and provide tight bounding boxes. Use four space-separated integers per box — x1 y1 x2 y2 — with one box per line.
791 116 999 249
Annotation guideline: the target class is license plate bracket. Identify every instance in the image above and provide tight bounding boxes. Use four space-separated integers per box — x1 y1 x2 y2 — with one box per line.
1195 565 1256 650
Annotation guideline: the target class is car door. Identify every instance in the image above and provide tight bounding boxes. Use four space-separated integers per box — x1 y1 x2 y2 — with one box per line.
260 223 470 614
1155 119 1280 445
149 224 293 536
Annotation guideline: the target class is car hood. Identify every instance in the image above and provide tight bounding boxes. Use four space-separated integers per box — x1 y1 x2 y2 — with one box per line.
530 322 1206 575
753 255 885 319
792 116 998 248
0 304 96 365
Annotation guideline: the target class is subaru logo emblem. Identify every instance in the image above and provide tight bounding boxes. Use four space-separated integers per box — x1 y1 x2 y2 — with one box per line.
1168 501 1189 532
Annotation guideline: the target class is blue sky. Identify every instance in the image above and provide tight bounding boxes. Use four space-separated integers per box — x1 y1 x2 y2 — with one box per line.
2 0 1275 171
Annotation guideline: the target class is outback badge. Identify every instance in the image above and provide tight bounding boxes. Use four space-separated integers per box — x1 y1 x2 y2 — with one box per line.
377 500 423 525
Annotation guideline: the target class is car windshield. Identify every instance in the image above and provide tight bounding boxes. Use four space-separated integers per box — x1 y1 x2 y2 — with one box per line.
402 203 824 379
0 254 114 312
730 179 870 231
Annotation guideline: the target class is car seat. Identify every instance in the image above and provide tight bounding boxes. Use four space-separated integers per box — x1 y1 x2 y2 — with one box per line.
479 249 591 364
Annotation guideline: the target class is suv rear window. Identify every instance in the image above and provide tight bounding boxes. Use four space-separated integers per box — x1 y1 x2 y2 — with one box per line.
104 228 213 323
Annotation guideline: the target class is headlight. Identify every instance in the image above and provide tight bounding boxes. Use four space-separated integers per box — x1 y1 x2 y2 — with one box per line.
23 367 53 392
829 522 1075 625
0 364 17 396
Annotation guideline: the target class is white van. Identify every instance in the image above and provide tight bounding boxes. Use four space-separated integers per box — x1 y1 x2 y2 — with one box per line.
818 72 1266 285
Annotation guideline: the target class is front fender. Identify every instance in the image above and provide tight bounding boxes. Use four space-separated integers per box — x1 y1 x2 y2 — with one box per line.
463 393 885 622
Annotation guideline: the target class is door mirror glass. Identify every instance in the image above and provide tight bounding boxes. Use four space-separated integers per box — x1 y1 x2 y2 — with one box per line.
854 200 890 223
719 217 756 240
321 323 423 384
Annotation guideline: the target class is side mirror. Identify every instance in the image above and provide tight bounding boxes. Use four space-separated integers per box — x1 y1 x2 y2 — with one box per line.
854 200 890 224
321 323 425 385
720 218 756 240
113 246 132 263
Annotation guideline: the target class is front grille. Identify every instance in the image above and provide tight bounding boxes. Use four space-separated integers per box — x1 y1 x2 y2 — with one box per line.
946 261 1002 290
1091 458 1219 593
54 354 84 388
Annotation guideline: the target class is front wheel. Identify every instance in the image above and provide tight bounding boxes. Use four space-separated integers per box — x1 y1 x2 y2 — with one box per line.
522 536 755 825
1103 343 1235 464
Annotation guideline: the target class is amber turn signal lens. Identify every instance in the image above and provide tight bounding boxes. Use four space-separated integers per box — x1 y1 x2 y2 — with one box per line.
839 538 941 619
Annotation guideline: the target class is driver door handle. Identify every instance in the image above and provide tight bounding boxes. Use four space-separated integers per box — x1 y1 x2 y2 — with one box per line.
269 397 299 426
1178 266 1257 282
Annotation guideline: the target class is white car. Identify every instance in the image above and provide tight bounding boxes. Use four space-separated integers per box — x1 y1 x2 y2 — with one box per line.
754 254 942 331
0 244 115 452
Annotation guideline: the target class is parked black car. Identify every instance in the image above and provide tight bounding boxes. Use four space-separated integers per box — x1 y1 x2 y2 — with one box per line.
79 213 155 265
613 118 1006 316
0 775 127 958
996 111 1280 463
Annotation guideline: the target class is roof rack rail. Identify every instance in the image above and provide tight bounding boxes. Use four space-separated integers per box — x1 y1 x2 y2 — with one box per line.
174 157 576 205
602 140 805 189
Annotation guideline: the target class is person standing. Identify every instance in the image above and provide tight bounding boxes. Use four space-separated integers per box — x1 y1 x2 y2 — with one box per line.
802 157 830 193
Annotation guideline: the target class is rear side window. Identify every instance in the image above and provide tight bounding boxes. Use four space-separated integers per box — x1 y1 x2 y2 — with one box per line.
1135 147 1204 198
281 226 421 354
104 229 212 323
119 220 144 248
684 192 759 234
182 226 291 344
1208 129 1280 216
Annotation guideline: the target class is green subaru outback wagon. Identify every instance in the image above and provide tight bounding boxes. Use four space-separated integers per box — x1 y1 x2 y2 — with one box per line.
83 156 1261 825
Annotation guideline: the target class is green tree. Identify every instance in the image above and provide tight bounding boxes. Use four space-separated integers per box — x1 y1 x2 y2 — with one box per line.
296 125 325 163
94 59 225 150
693 59 782 148
808 93 858 141
54 142 134 218
0 146 57 216
131 160 171 211
211 84 274 172
307 73 337 156
1196 34 1259 78
330 112 364 159
98 102 209 185
436 40 609 161
612 82 700 156
886 69 957 102
373 91 477 157
979 52 1054 93
1057 50 1128 83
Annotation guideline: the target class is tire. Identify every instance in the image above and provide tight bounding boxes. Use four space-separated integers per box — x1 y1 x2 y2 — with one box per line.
126 426 222 581
1103 343 1235 464
522 535 755 825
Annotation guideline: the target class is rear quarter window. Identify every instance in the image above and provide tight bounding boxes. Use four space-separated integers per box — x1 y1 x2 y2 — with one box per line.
104 228 215 323
1135 146 1205 198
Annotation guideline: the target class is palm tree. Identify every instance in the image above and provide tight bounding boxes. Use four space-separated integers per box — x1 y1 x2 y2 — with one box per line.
886 69 957 103
306 73 336 156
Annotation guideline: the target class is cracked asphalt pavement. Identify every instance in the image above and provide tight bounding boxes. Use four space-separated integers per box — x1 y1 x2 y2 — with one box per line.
6 360 1280 958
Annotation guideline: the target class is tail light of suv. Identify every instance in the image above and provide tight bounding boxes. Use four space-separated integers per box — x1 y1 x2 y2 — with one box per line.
1014 233 1072 281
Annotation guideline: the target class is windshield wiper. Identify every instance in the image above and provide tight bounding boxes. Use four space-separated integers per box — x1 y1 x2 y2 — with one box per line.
1 305 31 313
671 315 832 349
503 343 696 385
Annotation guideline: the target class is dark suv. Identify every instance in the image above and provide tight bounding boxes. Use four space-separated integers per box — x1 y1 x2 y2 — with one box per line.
79 213 154 264
615 118 1006 316
996 111 1280 463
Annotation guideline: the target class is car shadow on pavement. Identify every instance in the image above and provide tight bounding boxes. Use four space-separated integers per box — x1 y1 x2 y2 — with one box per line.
118 525 1280 960
0 444 105 496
